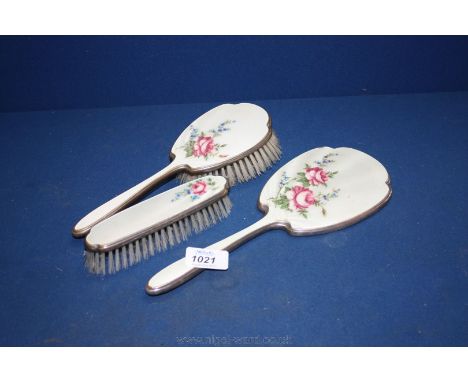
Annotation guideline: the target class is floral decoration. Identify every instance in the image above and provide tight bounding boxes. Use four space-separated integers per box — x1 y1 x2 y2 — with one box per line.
269 153 340 218
171 177 218 202
180 120 235 159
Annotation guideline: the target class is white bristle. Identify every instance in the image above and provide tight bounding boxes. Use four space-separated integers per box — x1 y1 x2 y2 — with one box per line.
84 195 233 275
211 200 222 219
108 251 115 274
167 226 175 246
100 253 106 275
201 208 211 227
206 205 216 222
128 243 135 266
154 231 162 252
253 149 266 171
121 246 128 269
160 228 169 250
135 240 142 262
147 234 154 255
226 165 236 184
190 213 200 233
242 156 255 178
92 254 98 274
114 248 121 272
247 153 261 176
173 223 182 243
178 220 187 241
184 219 192 236
177 130 281 186
232 161 244 183
84 250 93 271
142 237 149 259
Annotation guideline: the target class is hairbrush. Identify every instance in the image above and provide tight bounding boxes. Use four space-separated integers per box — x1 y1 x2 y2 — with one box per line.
84 175 231 275
72 103 280 238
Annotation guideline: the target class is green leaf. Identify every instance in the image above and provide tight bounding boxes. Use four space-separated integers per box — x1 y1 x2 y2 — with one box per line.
295 173 310 187
271 194 291 210
298 209 308 219
299 179 310 187
184 142 194 157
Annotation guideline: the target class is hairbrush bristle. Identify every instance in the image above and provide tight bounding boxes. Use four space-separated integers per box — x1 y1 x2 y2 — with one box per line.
177 130 281 186
84 196 233 275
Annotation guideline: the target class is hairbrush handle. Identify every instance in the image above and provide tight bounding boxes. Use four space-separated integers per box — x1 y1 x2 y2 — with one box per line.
72 161 182 238
145 215 274 295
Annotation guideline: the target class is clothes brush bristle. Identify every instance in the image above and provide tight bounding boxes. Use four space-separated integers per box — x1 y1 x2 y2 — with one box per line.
177 131 281 186
84 196 232 275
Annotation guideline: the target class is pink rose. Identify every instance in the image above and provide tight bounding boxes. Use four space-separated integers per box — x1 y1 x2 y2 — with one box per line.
286 185 315 210
191 180 207 195
305 167 328 186
193 136 215 157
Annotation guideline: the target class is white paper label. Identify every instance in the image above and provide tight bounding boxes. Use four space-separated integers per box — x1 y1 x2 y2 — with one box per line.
185 247 229 270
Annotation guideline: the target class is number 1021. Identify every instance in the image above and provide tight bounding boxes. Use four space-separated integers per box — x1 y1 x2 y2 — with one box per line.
192 255 215 264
